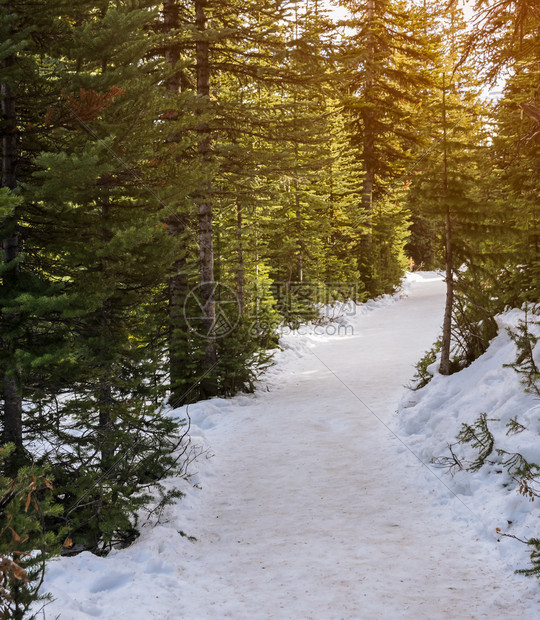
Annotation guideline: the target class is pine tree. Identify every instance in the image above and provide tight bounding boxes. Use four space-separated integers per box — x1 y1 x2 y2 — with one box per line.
405 2 494 373
1 0 188 551
158 0 343 393
338 0 433 294
156 0 296 399
481 1 540 306
0 0 75 470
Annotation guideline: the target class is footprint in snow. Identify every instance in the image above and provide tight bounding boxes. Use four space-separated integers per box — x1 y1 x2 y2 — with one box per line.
89 571 132 593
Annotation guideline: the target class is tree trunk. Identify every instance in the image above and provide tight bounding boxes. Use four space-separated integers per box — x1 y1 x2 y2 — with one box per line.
168 226 189 403
292 10 303 284
360 0 376 291
1 49 23 455
163 0 191 404
362 0 376 212
163 0 181 93
295 179 303 283
97 376 115 469
98 188 115 467
440 72 454 376
236 202 245 314
195 0 218 390
94 56 117 466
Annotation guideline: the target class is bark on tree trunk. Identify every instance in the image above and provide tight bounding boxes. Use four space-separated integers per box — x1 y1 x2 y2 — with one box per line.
163 0 181 93
362 0 376 213
440 207 454 375
195 0 218 388
440 72 454 376
98 189 115 468
295 178 303 283
163 0 190 404
236 202 245 315
360 0 376 290
1 49 23 455
292 10 303 284
95 56 117 466
97 376 115 469
168 225 189 402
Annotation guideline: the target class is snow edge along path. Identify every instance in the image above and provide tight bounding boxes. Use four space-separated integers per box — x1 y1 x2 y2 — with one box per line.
40 273 539 619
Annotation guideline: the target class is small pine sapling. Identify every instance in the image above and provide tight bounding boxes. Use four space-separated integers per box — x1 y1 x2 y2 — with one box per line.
456 413 496 471
516 538 540 579
410 339 441 390
506 312 540 398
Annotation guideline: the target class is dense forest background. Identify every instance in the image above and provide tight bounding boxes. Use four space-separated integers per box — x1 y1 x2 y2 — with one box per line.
1 0 540 614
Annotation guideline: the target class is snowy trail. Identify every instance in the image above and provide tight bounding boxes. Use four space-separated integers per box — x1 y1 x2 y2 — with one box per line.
42 275 540 619
174 275 538 619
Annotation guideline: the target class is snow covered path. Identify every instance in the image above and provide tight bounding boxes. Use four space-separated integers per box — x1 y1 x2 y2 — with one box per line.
43 274 540 619
173 275 539 619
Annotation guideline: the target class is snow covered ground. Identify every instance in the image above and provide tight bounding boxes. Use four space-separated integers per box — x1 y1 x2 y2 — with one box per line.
397 305 540 587
39 273 540 619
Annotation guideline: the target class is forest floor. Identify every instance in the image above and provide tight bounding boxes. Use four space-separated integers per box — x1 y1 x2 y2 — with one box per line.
40 273 540 619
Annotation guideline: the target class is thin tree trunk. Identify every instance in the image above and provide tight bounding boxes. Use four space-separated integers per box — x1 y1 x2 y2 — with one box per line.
293 9 303 283
236 202 245 314
295 178 303 283
440 71 454 375
360 0 376 290
163 0 190 404
1 48 23 455
97 375 114 468
95 55 116 467
98 187 115 467
362 0 376 214
328 158 334 245
168 227 189 403
163 0 181 93
195 0 218 387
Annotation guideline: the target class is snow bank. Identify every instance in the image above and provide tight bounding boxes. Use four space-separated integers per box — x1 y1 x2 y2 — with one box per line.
396 307 540 574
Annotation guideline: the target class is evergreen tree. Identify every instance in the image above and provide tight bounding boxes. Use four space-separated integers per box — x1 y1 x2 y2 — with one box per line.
338 0 433 294
406 2 496 373
0 0 189 552
482 0 540 306
0 0 75 470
